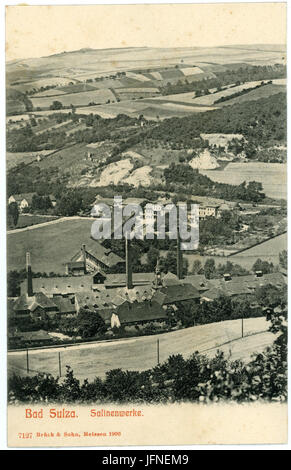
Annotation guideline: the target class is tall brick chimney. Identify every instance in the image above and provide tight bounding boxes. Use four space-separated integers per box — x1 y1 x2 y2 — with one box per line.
125 237 133 289
177 232 183 280
26 252 33 297
82 244 87 274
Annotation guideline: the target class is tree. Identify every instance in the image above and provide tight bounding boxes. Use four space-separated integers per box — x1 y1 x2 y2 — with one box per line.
76 308 106 338
160 249 188 277
147 246 159 271
191 259 202 274
279 250 287 270
56 191 83 216
204 258 216 279
31 194 52 212
7 202 19 227
252 258 274 274
50 101 63 110
7 269 26 297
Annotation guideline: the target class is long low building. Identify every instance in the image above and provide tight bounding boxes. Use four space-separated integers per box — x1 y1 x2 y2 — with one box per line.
9 292 76 319
201 271 286 301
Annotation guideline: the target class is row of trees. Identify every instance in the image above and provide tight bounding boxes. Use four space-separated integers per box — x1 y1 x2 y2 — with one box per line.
158 64 285 97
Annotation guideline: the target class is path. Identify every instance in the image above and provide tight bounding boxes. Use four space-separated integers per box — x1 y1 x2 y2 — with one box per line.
7 216 96 235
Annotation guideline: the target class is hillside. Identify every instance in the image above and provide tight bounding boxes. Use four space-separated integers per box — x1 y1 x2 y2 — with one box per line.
6 45 285 104
8 317 271 380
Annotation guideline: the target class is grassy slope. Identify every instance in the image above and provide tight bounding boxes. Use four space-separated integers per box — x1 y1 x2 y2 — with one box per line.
218 84 286 107
8 317 272 381
7 218 95 273
8 214 58 231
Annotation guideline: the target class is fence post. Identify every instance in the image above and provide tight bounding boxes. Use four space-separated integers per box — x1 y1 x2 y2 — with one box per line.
58 351 62 377
157 339 160 365
26 348 29 373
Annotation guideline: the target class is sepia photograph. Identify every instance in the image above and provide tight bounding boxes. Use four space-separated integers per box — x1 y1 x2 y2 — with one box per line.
4 2 288 447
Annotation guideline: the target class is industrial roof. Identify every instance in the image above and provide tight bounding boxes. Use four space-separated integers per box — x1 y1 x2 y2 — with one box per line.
71 241 124 268
152 283 200 305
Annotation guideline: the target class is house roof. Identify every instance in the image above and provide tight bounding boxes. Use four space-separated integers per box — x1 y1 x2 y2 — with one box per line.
115 285 154 302
104 272 155 287
76 293 117 310
201 288 226 301
71 240 124 268
202 272 286 299
75 284 154 311
93 268 107 278
152 283 200 305
66 261 85 270
13 293 58 312
184 274 213 291
10 193 35 204
20 275 99 296
116 300 167 325
161 272 180 286
53 297 76 314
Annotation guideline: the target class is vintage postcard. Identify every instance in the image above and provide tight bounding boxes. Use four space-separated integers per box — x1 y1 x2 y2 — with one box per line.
5 2 287 447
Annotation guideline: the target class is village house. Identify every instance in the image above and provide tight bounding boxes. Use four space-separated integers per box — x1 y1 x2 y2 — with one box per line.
8 193 57 212
199 204 220 219
8 193 35 212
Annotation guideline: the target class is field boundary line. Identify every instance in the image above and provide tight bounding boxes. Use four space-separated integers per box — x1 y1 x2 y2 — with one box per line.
8 323 269 355
199 328 271 355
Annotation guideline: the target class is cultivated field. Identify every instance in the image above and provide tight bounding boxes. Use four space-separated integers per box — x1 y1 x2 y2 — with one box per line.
7 45 285 91
11 77 79 94
8 317 273 381
201 162 287 199
184 231 287 271
25 77 285 121
218 83 286 107
191 81 265 105
31 89 116 109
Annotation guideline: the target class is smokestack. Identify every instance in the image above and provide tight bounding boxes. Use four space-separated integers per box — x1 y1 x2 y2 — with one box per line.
26 252 33 297
82 244 87 274
177 232 183 280
125 237 133 289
